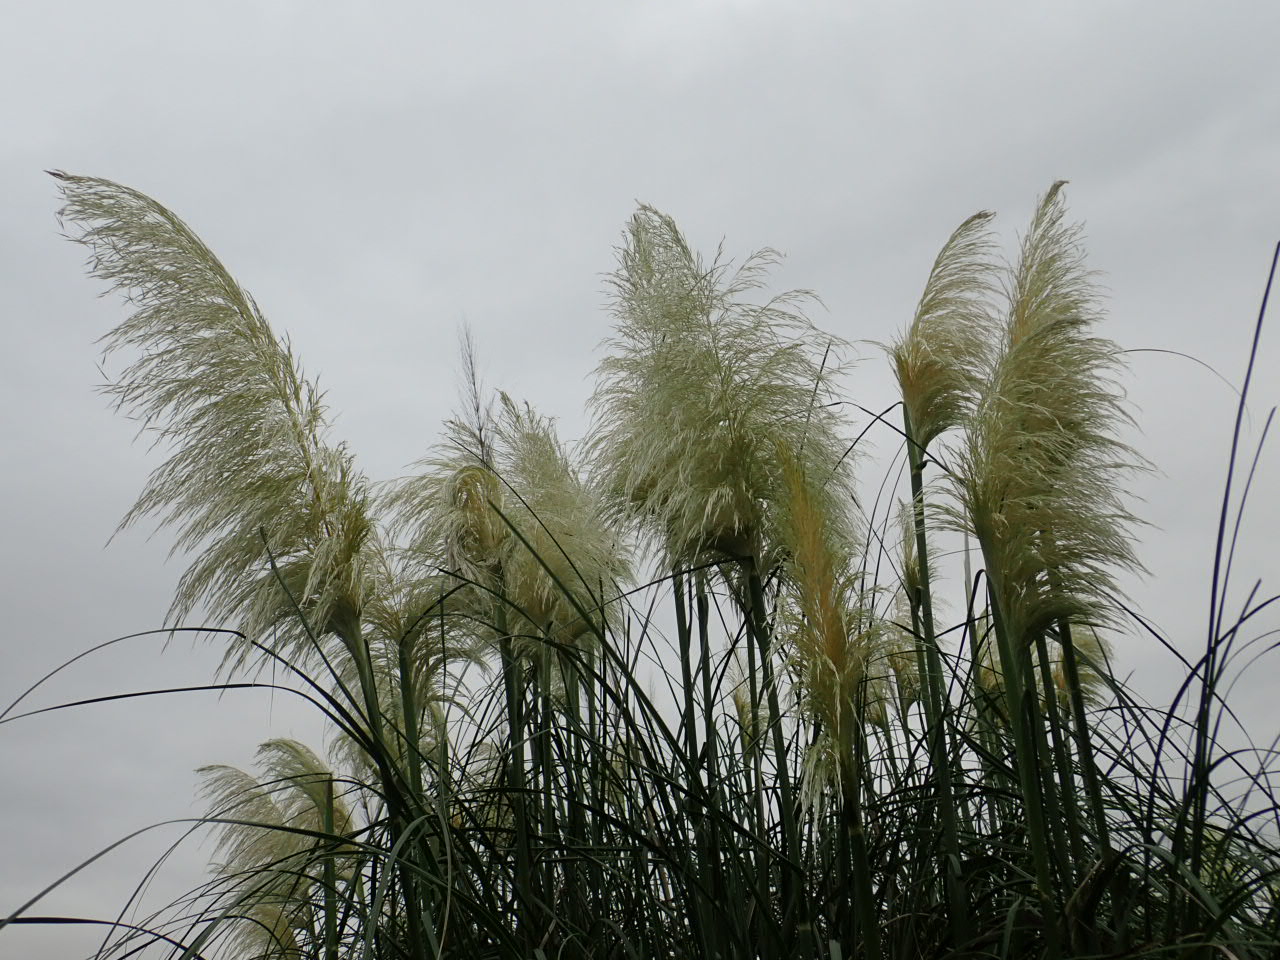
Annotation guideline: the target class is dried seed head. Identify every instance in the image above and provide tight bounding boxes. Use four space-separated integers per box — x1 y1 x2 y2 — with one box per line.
950 183 1146 653
891 211 1000 450
54 173 374 670
589 204 854 568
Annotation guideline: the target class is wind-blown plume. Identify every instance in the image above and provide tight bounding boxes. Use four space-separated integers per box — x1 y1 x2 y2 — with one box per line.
52 172 374 667
727 650 767 763
589 204 854 568
890 210 1000 450
490 394 630 655
775 443 887 798
388 385 627 662
953 181 1145 651
198 740 356 959
199 740 355 872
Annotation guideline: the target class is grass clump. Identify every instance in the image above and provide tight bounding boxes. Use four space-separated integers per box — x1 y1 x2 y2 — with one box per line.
3 172 1278 960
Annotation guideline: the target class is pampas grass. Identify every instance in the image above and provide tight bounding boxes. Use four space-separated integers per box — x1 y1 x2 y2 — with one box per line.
50 172 377 672
589 204 854 569
5 174 1278 960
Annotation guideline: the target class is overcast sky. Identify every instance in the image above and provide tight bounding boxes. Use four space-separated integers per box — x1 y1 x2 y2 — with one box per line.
4 3 1279 957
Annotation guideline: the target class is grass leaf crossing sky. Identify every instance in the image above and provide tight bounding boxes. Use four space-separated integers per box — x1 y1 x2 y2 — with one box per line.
3 4 1279 956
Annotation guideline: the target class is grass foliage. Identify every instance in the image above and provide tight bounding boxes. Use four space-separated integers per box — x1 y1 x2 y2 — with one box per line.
4 173 1279 959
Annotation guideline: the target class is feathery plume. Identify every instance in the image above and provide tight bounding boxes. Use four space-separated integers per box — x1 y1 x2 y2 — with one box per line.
589 204 854 568
490 394 630 658
389 385 628 664
199 740 355 872
952 181 1146 652
727 650 767 763
198 740 356 959
890 210 1000 450
776 443 891 798
52 173 374 667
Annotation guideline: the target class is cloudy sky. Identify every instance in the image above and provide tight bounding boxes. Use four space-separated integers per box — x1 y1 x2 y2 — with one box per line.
3 3 1279 956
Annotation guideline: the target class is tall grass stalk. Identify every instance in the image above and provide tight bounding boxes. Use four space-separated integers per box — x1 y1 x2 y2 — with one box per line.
890 208 999 950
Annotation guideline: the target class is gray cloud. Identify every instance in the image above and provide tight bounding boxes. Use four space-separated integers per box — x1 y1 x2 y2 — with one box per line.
4 3 1279 955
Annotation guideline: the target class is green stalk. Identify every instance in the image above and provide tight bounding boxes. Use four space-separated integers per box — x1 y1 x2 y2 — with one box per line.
1057 623 1111 851
397 636 426 805
1042 552 1117 944
397 629 445 960
559 645 585 931
745 559 806 956
322 778 338 960
495 601 536 949
840 725 881 960
741 603 771 959
1023 634 1073 949
694 573 730 955
436 595 453 804
1040 552 1114 869
671 569 718 950
1033 630 1101 956
981 560 1061 958
673 570 700 772
333 615 430 960
533 654 556 933
585 652 605 918
904 407 972 948
1031 636 1080 862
